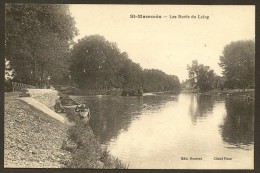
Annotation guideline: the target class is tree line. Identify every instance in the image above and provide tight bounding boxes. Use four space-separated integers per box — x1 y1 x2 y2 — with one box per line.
70 35 180 92
184 40 255 92
5 4 180 92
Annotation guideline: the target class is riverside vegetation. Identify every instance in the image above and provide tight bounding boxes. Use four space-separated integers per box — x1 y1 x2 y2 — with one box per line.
5 4 181 92
183 40 255 93
62 108 128 169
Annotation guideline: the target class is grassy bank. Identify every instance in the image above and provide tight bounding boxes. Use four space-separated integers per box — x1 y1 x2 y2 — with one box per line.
62 108 128 169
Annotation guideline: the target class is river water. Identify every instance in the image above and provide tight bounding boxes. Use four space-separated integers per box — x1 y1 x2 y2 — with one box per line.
73 92 254 169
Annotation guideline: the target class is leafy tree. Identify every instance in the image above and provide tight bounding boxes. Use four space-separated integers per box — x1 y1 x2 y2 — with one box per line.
187 60 216 92
70 35 123 89
5 4 78 87
219 40 255 91
214 76 226 90
70 35 180 92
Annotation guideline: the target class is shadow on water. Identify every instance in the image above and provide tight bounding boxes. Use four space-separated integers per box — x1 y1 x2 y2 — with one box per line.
72 92 253 153
219 96 254 149
80 93 179 144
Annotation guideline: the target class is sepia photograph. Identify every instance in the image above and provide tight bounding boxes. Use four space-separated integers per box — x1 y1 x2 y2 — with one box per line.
4 4 255 169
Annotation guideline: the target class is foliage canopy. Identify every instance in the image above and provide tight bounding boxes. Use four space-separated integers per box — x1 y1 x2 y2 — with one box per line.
70 35 180 92
5 4 78 87
187 60 216 92
219 40 255 89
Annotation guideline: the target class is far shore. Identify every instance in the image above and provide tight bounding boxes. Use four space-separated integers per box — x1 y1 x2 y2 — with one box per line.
181 88 255 96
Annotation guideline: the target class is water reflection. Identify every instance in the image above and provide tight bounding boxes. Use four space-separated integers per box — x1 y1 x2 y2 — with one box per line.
88 96 142 144
219 96 254 149
85 94 178 144
71 92 254 168
189 94 254 149
189 94 215 124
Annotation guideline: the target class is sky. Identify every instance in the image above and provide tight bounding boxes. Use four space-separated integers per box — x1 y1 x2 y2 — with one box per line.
69 5 255 81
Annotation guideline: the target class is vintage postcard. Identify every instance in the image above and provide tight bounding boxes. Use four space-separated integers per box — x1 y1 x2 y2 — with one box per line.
4 4 255 169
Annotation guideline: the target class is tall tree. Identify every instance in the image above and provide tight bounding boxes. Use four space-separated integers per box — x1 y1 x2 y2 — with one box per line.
187 60 216 92
70 35 127 89
5 4 78 87
219 40 255 90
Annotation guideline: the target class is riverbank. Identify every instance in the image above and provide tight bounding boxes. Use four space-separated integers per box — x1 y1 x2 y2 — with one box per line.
203 88 254 94
63 108 128 168
4 92 71 167
182 88 254 96
4 92 127 168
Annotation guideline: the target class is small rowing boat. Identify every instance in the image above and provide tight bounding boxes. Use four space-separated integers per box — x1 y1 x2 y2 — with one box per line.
56 95 91 122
